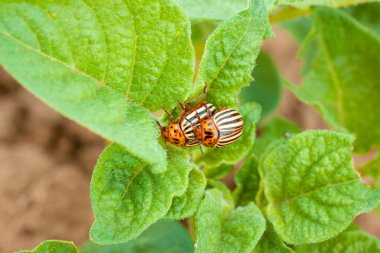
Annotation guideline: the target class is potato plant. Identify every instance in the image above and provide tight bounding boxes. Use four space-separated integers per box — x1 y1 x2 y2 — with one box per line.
1 0 380 252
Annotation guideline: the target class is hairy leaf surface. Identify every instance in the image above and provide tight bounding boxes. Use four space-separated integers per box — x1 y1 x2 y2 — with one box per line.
165 168 206 219
90 144 192 244
262 130 380 244
285 8 380 152
16 240 78 253
254 222 294 253
177 0 247 20
0 0 195 168
194 0 272 108
82 221 193 253
196 189 265 253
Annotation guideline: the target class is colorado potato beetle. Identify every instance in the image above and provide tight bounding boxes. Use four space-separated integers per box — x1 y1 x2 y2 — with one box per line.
158 85 212 148
194 108 243 147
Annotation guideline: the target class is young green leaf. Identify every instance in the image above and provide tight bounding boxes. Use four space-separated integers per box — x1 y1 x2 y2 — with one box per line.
204 163 235 180
254 222 294 253
16 240 78 253
194 0 273 108
195 189 266 253
90 144 192 244
284 7 380 152
165 168 206 220
177 0 247 20
261 130 380 244
251 117 300 158
82 221 193 253
345 1 380 37
240 52 282 117
0 0 195 168
280 16 311 43
233 155 260 207
273 0 378 9
196 102 261 168
296 227 380 253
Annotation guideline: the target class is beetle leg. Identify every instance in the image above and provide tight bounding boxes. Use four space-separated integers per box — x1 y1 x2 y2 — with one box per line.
219 106 228 111
178 101 187 118
186 83 208 105
206 109 213 119
197 141 204 157
162 108 174 121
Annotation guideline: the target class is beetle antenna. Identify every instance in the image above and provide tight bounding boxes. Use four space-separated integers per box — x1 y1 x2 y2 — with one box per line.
162 107 174 121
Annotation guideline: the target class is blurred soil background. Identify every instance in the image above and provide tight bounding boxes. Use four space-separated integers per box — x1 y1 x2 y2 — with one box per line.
0 26 379 253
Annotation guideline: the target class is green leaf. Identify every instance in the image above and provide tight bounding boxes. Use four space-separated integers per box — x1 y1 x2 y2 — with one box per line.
165 168 206 219
284 7 380 152
196 189 266 253
204 163 235 180
196 102 261 168
233 155 260 207
296 227 380 253
0 0 195 168
262 130 380 244
273 0 379 9
177 0 247 20
16 240 78 253
254 222 294 253
252 117 300 158
280 16 311 43
345 2 380 38
194 0 273 108
90 144 192 244
240 52 282 117
81 221 193 253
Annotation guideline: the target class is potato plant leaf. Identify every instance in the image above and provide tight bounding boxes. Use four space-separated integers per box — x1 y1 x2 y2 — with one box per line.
252 117 300 158
233 155 260 207
254 222 294 253
82 221 193 253
0 0 195 169
204 163 235 180
345 2 380 38
165 168 206 220
285 7 380 152
177 0 247 20
90 144 192 244
296 227 380 253
16 240 78 253
240 52 282 117
195 189 266 253
262 130 380 244
273 0 378 9
193 0 273 108
196 102 261 168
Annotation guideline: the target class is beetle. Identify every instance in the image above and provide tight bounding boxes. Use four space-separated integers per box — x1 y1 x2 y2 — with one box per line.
158 84 214 149
193 107 243 147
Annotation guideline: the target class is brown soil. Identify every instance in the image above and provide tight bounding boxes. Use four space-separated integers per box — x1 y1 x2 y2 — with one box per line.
0 27 378 253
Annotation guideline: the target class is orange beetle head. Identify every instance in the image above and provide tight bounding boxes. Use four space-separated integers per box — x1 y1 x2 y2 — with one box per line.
159 122 186 147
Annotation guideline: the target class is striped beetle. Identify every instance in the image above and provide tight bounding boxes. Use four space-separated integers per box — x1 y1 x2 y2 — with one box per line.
158 85 213 149
194 107 243 147
158 84 244 151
